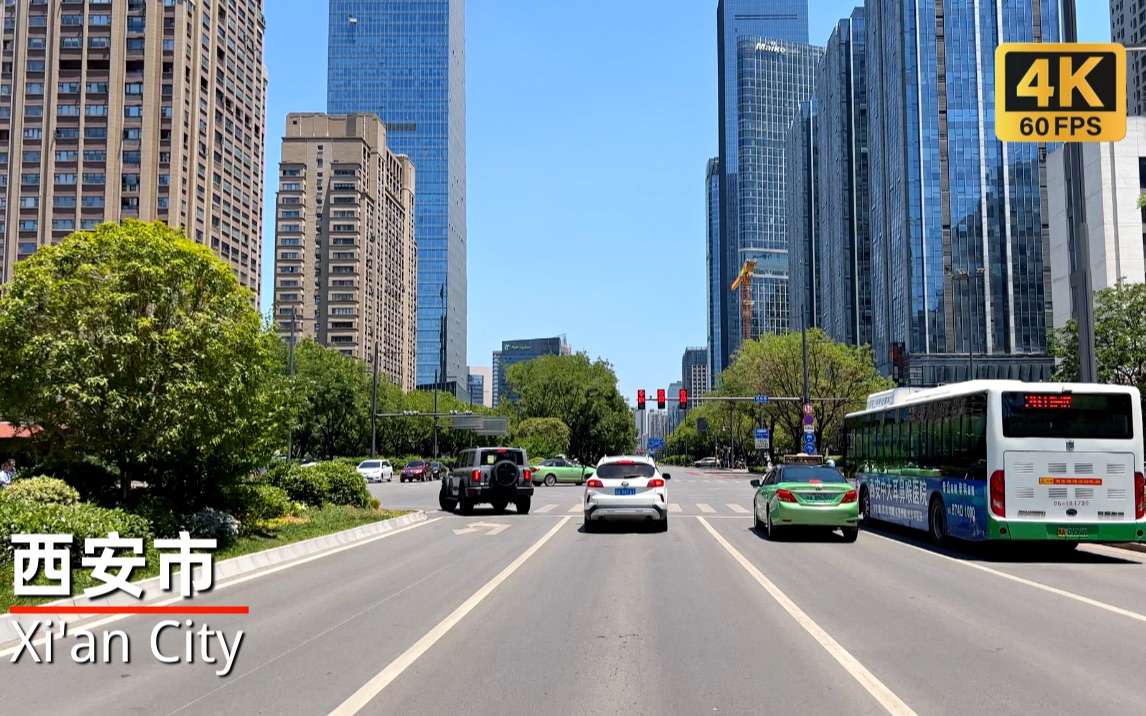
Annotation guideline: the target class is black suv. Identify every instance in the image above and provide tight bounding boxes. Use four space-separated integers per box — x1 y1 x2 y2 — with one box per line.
440 447 534 514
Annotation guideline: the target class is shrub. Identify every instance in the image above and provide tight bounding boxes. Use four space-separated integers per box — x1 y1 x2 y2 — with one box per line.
124 491 182 538
265 464 328 507
368 496 381 511
309 462 371 508
23 459 120 506
1 477 81 506
0 501 151 565
187 507 240 547
225 483 294 525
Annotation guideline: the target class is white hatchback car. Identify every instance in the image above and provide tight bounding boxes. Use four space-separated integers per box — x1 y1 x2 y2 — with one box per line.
357 459 393 483
583 455 671 532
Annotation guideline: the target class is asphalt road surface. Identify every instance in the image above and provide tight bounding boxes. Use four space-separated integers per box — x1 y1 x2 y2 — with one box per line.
2 468 1145 715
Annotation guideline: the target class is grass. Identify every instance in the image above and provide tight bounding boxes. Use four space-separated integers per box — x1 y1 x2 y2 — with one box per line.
0 505 409 611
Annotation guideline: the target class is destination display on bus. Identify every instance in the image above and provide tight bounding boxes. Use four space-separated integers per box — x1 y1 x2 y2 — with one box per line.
1002 392 1134 439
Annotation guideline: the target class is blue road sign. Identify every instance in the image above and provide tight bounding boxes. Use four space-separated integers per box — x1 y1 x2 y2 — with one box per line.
648 450 656 457
647 437 665 450
804 444 816 455
753 395 769 403
803 433 816 446
754 428 769 440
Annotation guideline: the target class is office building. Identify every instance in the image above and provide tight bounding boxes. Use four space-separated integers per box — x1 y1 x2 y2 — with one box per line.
466 372 483 408
491 351 501 408
467 365 492 407
667 380 684 434
735 37 822 338
682 346 709 397
0 0 267 298
1047 117 1146 329
493 336 567 407
706 157 721 381
273 113 417 390
815 8 870 347
647 411 668 441
713 0 810 375
1112 0 1146 116
786 100 819 333
867 0 1058 385
328 0 467 396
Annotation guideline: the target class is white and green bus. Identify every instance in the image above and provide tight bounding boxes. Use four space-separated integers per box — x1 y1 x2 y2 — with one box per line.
842 381 1145 547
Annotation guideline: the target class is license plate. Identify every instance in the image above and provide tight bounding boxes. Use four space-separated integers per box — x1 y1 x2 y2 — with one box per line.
803 493 833 501
615 488 636 496
1057 527 1089 538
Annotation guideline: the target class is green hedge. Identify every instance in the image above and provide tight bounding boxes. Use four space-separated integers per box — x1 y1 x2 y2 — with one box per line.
0 501 152 565
1 477 81 506
265 462 371 509
224 483 296 525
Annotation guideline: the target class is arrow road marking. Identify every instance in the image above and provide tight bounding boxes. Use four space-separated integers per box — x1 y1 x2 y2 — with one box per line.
452 522 510 536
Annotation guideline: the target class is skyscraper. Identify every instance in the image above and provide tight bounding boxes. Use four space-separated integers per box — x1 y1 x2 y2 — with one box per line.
273 113 417 390
713 0 810 375
735 37 822 338
682 347 709 397
493 336 566 408
327 0 467 396
785 99 818 333
814 9 870 348
1111 0 1146 116
705 157 721 381
0 0 267 298
866 0 1058 385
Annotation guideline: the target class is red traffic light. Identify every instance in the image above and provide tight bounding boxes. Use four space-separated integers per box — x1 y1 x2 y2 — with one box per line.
637 389 646 410
679 388 688 409
656 389 666 409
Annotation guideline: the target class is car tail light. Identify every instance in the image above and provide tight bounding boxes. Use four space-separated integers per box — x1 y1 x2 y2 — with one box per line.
587 478 603 488
776 489 796 503
648 478 665 488
1135 471 1144 520
524 469 532 483
990 470 1005 517
841 489 857 503
472 469 480 482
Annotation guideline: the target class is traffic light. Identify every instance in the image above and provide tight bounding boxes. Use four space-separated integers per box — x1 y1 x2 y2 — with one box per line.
679 388 688 409
656 389 666 410
637 390 646 410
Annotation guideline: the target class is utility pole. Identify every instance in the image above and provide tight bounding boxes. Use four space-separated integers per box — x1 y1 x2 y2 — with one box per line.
1063 0 1097 382
801 311 811 404
433 373 440 459
287 307 297 462
370 340 380 459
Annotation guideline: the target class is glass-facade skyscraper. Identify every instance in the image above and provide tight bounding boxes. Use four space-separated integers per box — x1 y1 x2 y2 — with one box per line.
785 99 818 333
736 37 822 337
493 336 567 408
327 0 467 395
713 0 809 377
867 0 1057 386
705 157 721 384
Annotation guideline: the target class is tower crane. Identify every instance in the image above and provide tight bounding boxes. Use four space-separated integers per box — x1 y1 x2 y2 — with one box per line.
730 259 757 343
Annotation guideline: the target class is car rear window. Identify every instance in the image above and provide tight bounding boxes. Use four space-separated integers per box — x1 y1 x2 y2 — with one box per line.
596 462 656 479
779 466 847 483
479 450 525 465
406 461 425 468
359 461 380 468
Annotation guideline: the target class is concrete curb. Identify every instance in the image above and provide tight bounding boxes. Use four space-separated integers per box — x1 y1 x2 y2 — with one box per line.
1110 542 1146 554
0 510 427 647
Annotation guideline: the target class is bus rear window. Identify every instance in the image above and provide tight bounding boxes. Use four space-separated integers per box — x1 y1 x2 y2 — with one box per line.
1001 392 1135 439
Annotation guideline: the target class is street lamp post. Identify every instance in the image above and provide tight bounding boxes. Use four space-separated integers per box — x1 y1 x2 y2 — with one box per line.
287 306 298 461
370 341 380 459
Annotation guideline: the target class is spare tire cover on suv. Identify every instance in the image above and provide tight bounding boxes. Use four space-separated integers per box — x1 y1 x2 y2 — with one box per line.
492 458 520 487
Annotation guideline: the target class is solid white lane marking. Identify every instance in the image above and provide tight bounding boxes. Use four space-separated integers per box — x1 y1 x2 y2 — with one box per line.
0 517 442 658
726 503 750 514
568 504 582 513
668 503 682 513
696 503 716 514
327 517 572 716
865 532 1146 624
698 517 916 716
535 504 556 513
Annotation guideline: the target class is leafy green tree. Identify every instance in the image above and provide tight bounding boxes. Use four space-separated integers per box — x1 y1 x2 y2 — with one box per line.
515 417 571 460
0 220 286 503
715 329 891 459
287 339 374 460
505 353 636 461
1049 282 1146 392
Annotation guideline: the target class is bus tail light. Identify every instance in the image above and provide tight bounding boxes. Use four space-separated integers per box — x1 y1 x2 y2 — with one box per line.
776 489 797 503
990 470 1005 517
1135 471 1144 520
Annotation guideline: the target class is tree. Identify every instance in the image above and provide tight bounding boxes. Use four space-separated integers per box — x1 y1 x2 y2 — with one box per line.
505 353 636 461
716 329 891 458
287 339 373 460
515 417 571 460
1049 282 1146 391
0 221 286 503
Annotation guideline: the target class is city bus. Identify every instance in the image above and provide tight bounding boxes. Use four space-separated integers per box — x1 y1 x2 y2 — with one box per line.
842 380 1145 547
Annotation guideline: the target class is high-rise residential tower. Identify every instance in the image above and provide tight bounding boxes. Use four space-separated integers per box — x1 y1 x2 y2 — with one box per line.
867 0 1058 385
327 0 466 397
712 0 809 376
0 0 267 298
273 113 417 391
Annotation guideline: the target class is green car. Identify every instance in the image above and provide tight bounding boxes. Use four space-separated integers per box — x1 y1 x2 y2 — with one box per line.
530 456 594 486
750 458 859 541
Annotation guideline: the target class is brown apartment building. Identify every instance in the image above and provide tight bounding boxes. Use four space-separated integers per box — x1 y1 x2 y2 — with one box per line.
0 0 266 298
274 113 417 392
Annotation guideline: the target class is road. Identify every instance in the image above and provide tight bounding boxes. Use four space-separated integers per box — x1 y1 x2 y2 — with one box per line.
2 468 1145 715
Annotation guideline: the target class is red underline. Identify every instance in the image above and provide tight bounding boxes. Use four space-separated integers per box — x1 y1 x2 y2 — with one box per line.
9 606 249 615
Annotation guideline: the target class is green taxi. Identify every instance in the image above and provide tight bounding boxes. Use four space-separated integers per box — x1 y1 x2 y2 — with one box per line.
530 456 594 486
750 455 859 542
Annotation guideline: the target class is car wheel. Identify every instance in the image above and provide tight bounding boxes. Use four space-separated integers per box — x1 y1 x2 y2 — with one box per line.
438 482 457 512
929 496 947 546
753 504 765 531
764 506 781 540
544 474 556 487
457 490 472 515
655 517 668 533
841 526 859 542
515 497 531 515
583 516 597 533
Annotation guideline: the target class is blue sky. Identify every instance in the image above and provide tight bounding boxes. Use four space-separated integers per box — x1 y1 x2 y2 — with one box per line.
261 1 1112 404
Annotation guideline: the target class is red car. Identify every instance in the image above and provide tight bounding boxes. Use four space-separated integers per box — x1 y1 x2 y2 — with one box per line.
400 460 432 482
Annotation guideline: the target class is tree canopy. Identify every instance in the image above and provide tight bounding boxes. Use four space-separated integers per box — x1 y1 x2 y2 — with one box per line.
1049 281 1146 391
514 417 571 460
0 220 286 502
504 353 636 461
